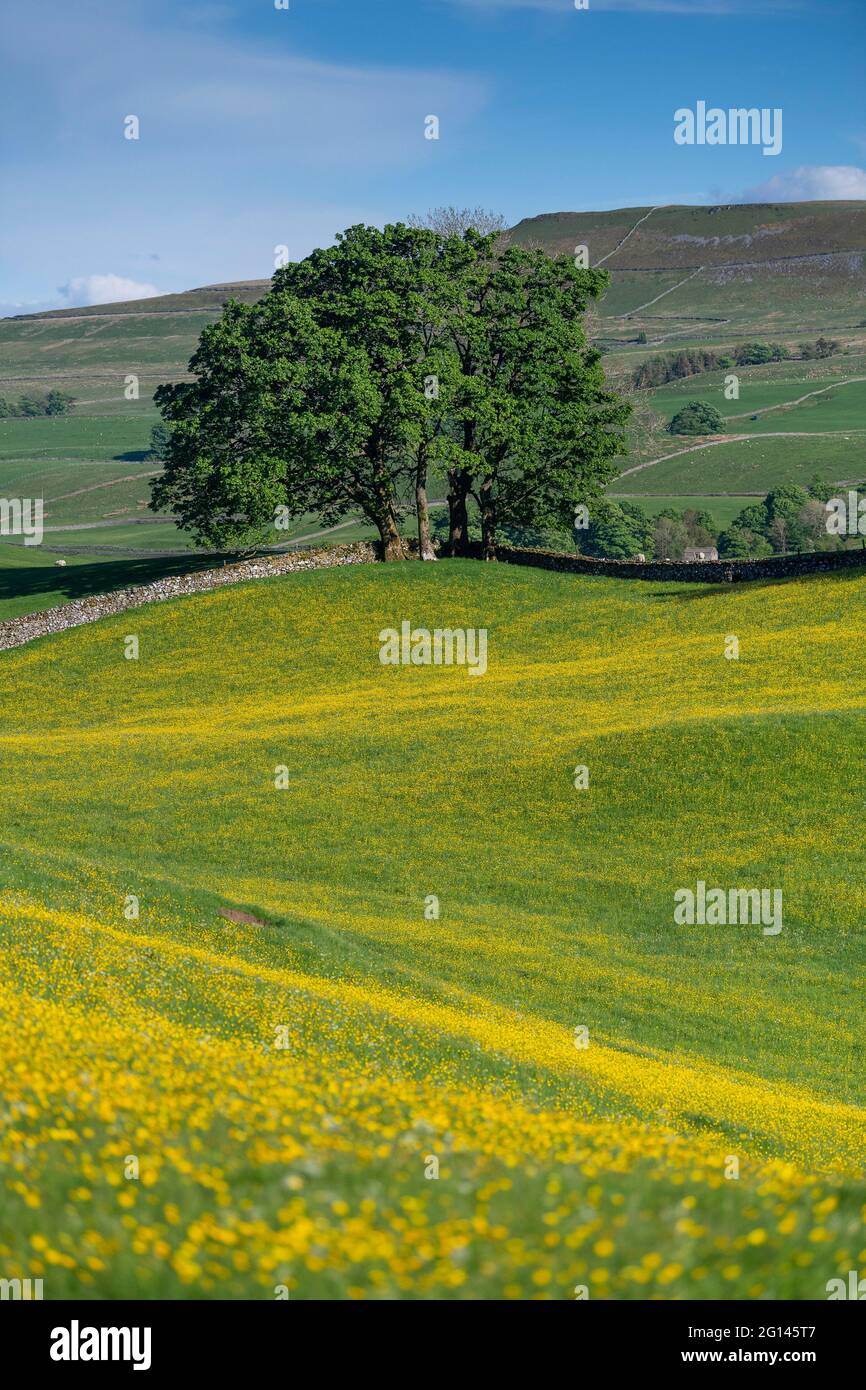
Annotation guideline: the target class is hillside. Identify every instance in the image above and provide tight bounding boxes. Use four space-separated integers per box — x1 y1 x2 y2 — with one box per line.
509 201 866 335
1 561 864 1298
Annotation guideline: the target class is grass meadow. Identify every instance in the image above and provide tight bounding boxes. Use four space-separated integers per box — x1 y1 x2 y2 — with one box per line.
0 560 864 1298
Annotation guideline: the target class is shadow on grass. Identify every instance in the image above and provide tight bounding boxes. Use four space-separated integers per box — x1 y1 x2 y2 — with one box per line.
0 552 237 608
647 565 866 602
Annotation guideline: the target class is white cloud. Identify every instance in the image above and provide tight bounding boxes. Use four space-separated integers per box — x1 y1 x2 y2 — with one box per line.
55 274 162 308
741 164 866 202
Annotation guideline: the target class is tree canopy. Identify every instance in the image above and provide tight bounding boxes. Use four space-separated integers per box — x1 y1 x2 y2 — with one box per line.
668 400 725 436
152 223 630 561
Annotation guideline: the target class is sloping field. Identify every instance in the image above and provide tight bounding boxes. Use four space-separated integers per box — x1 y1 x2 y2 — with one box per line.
509 203 866 269
510 202 866 336
647 370 866 433
0 560 864 1298
618 434 864 494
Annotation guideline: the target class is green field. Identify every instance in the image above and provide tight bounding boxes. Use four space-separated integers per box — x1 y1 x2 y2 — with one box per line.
607 494 753 530
0 543 231 620
647 370 866 435
1 560 864 1299
617 434 866 496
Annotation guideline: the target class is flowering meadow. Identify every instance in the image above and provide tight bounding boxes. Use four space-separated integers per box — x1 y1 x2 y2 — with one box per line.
0 560 864 1298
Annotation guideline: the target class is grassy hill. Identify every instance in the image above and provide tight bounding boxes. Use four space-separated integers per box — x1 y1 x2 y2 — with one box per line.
1 560 864 1298
508 201 866 336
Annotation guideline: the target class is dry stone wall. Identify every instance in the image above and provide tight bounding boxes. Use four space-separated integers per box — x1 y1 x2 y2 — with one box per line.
2 537 864 655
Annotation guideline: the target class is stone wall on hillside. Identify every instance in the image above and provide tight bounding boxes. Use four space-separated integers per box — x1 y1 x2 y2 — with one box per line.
3 536 864 656
460 541 866 583
0 542 381 654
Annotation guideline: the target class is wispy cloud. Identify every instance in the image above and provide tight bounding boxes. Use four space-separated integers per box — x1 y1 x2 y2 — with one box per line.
741 164 866 201
1 2 490 173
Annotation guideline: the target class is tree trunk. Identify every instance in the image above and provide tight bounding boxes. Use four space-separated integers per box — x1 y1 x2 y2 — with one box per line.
416 454 437 561
479 476 496 561
448 468 471 556
375 507 406 562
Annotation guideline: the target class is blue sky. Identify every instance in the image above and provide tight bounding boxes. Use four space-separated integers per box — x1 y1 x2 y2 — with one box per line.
1 0 864 314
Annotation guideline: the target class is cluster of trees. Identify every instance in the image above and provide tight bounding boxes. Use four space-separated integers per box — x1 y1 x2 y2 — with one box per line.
632 349 727 389
799 337 840 360
500 477 853 563
731 341 790 366
632 337 841 390
562 479 854 562
668 400 725 435
152 222 630 560
731 338 839 364
0 390 75 418
575 500 717 561
718 477 841 558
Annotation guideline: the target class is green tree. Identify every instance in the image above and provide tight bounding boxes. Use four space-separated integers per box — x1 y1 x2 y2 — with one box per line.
44 390 74 416
718 525 773 559
653 509 689 560
619 500 655 556
682 507 717 548
268 223 468 562
765 484 811 552
153 225 457 560
668 400 725 435
806 474 837 504
148 424 173 462
440 239 630 559
733 341 788 366
718 498 772 558
577 500 647 559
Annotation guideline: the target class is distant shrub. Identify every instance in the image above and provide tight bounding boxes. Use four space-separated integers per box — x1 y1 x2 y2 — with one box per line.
798 337 839 360
45 390 75 416
574 500 654 560
733 342 790 366
668 400 725 435
148 424 173 461
0 390 75 418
